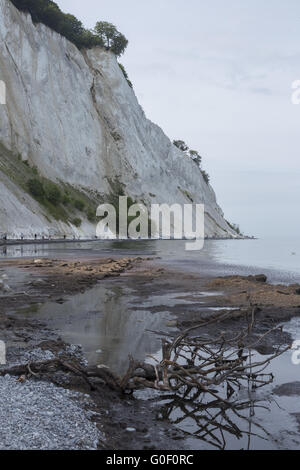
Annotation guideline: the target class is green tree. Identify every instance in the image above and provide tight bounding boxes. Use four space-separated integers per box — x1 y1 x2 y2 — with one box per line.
111 33 128 56
39 2 61 31
94 21 128 56
79 29 104 48
10 0 106 49
58 14 84 44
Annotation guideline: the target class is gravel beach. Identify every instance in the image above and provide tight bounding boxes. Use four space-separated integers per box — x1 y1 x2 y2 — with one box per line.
0 375 103 450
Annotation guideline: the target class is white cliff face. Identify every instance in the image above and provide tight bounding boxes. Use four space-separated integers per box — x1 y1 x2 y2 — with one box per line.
0 0 237 239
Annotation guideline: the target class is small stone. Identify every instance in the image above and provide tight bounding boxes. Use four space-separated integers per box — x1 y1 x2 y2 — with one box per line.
166 320 177 327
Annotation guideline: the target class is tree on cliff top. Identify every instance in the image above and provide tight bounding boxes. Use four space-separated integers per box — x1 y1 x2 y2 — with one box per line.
94 22 128 56
9 0 128 53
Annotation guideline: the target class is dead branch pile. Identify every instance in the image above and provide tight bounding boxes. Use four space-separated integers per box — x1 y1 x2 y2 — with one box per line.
0 308 290 403
120 309 290 399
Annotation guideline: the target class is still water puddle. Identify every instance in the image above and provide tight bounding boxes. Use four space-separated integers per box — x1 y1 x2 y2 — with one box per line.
16 281 176 376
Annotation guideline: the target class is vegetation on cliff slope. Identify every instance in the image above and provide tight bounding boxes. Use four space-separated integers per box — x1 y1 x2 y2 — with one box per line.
173 140 210 185
0 143 100 226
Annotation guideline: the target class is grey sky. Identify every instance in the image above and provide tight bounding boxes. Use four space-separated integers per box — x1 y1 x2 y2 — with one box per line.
57 0 300 237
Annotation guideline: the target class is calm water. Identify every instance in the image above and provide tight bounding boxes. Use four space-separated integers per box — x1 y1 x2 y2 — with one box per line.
1 237 300 282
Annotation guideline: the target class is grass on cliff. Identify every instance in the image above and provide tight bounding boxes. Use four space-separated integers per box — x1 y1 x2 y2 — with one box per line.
0 143 100 225
0 145 150 234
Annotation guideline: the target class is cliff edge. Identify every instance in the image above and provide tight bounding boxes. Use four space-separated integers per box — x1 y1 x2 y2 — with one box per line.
0 0 238 239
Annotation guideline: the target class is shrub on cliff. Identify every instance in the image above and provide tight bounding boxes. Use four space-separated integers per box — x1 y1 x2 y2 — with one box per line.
73 199 85 211
201 170 210 185
45 182 62 205
118 63 133 88
27 178 45 199
62 194 71 205
87 208 96 223
71 218 82 227
173 140 189 152
173 140 210 184
189 150 202 167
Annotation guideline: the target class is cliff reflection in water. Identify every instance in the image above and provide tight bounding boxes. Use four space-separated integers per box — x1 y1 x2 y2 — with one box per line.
22 282 174 375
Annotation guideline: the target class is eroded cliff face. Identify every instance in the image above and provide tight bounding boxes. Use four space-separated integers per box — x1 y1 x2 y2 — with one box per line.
0 0 237 239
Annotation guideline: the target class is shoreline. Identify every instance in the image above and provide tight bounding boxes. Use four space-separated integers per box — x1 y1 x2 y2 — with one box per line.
0 253 298 450
0 235 256 248
0 238 100 247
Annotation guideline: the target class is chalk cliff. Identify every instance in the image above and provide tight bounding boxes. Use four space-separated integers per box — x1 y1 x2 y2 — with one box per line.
0 0 238 239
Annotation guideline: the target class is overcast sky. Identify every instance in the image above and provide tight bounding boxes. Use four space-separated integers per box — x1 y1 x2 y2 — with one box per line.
57 0 300 238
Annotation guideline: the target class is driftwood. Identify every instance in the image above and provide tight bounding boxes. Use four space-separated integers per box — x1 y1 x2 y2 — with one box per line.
0 307 290 404
0 358 122 392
